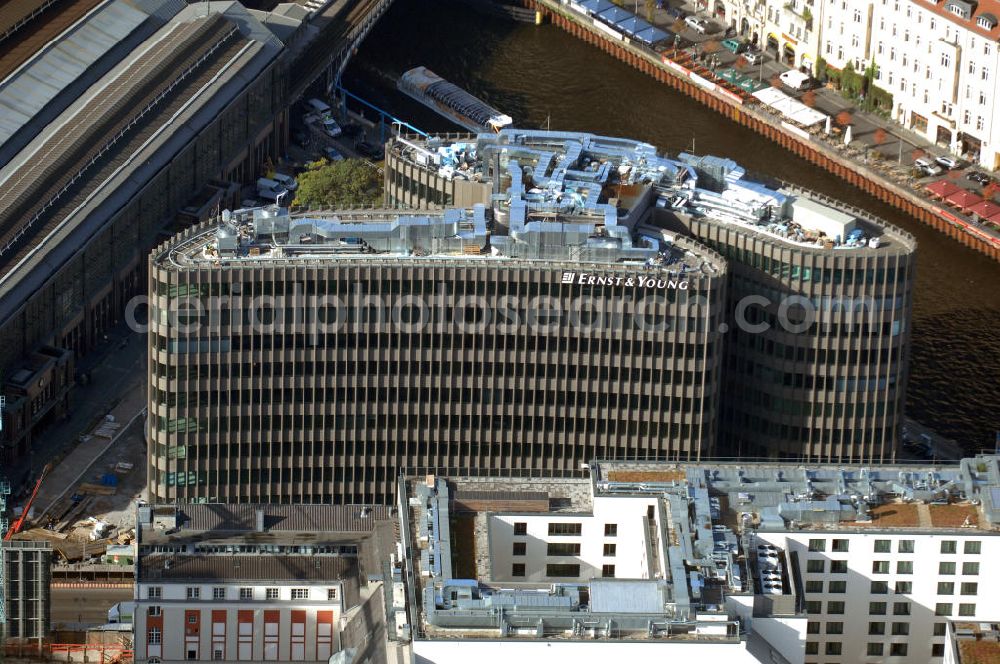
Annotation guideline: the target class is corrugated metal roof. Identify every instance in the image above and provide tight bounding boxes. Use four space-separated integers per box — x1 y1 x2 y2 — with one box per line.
139 553 356 582
0 0 162 147
589 580 666 614
181 503 391 533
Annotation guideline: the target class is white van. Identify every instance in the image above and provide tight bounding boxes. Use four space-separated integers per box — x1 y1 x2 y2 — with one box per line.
271 172 298 191
778 69 811 90
256 177 289 202
307 98 332 116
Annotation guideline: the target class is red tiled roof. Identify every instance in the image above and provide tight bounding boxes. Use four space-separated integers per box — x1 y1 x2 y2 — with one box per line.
967 200 1000 217
913 0 1000 42
925 179 962 198
946 188 985 210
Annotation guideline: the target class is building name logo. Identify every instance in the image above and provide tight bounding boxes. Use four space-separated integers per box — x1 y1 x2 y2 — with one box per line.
561 272 689 290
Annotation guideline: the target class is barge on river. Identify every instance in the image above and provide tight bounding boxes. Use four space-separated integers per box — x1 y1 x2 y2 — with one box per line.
398 66 513 134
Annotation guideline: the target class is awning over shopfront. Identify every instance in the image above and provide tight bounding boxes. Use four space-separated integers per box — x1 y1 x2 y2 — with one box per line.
752 86 827 126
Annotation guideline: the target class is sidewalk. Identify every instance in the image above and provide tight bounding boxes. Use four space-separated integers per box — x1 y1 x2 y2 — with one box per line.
6 322 147 497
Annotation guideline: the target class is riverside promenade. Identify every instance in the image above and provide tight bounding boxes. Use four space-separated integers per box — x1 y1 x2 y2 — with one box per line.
526 0 1000 260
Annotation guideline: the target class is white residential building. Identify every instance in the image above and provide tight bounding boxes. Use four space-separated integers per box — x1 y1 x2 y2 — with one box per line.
821 0 1000 169
132 503 392 664
718 0 825 72
397 456 1000 664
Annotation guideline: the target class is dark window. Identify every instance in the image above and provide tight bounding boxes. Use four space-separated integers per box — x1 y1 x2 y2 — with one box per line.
874 539 891 553
932 643 945 657
964 541 982 554
547 523 582 536
867 643 883 656
828 580 847 593
961 582 978 596
806 560 825 573
830 560 848 574
871 581 889 594
825 642 842 655
869 602 887 615
513 522 527 536
546 564 580 578
940 562 956 575
546 542 581 556
826 622 843 635
807 539 826 552
603 543 617 557
604 524 618 537
602 564 616 578
941 541 957 554
831 539 849 552
807 621 821 634
959 603 977 616
938 582 955 595
934 623 947 637
964 562 980 575
512 542 526 556
898 539 915 553
935 603 952 616
806 580 824 593
892 622 910 635
868 622 885 635
890 643 908 657
897 561 913 574
512 564 525 577
894 602 910 616
827 601 845 614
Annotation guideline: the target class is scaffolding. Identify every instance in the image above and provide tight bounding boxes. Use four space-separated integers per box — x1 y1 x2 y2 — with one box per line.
1 474 9 648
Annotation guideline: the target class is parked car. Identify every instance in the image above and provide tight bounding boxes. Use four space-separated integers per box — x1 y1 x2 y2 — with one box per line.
666 5 686 19
322 117 342 138
966 170 993 184
721 38 747 54
684 15 710 34
914 157 944 176
355 140 382 159
935 155 960 170
743 49 764 65
324 146 344 161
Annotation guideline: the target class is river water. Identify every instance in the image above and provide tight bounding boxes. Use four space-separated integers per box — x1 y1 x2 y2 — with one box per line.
343 0 1000 450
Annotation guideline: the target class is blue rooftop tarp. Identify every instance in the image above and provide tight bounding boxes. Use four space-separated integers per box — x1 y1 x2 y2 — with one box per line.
634 25 670 44
615 16 653 36
578 0 615 15
597 6 632 24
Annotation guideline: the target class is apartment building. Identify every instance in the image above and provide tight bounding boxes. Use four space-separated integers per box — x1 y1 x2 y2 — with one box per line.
718 0 825 72
820 0 1000 169
394 456 1000 664
395 474 807 664
132 503 393 663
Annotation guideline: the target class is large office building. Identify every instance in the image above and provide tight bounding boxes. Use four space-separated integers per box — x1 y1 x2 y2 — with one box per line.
148 131 731 503
385 130 917 463
394 456 1000 664
0 0 300 467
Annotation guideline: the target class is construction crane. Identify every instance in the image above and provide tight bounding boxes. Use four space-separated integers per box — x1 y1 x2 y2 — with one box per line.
3 463 52 541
